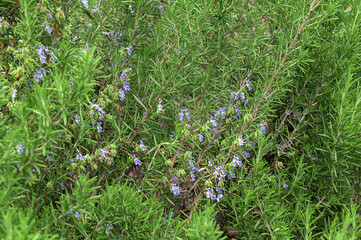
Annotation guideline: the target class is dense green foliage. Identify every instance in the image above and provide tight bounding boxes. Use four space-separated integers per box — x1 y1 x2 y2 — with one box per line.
1 0 361 239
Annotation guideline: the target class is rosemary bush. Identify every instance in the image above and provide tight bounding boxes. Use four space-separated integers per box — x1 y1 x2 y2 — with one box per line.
1 0 361 239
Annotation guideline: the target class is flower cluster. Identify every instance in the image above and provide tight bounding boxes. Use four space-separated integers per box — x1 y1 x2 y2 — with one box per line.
91 103 106 120
36 45 58 64
189 159 202 181
76 153 84 161
232 155 243 167
42 22 52 33
34 68 48 83
119 70 131 101
205 187 223 202
179 108 191 121
213 166 227 180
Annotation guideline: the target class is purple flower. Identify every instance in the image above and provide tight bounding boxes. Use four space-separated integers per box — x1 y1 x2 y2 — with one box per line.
92 103 105 114
260 121 266 131
92 5 98 13
96 122 102 133
74 115 80 124
34 69 44 82
76 153 84 161
232 155 243 167
235 106 242 116
106 223 112 234
190 171 196 181
179 111 184 121
123 81 130 91
120 70 128 79
127 46 132 56
171 183 181 196
205 188 216 201
37 45 47 64
42 23 52 33
81 0 88 8
158 99 163 111
48 154 54 162
246 80 252 90
239 92 245 100
12 89 17 98
231 92 245 101
216 186 223 194
74 211 80 218
185 109 190 120
158 5 163 11
61 182 65 190
179 109 190 121
242 150 250 158
238 135 244 146
47 10 53 19
215 107 226 119
16 144 24 155
103 31 114 36
140 140 146 151
260 121 266 136
210 117 217 127
199 132 204 142
214 166 226 180
133 154 141 166
45 46 58 62
100 149 110 159
228 170 235 179
283 182 289 189
119 89 125 101
189 160 201 182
